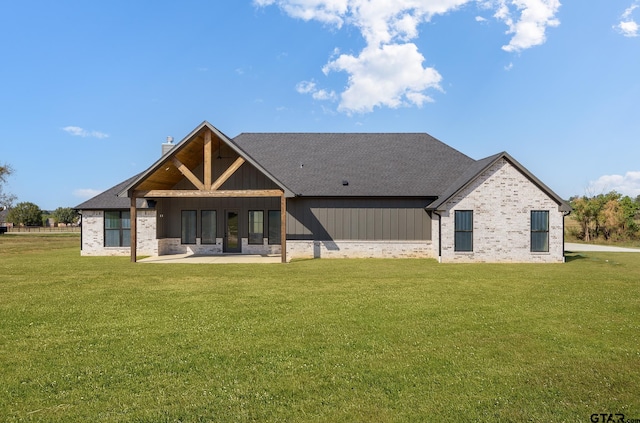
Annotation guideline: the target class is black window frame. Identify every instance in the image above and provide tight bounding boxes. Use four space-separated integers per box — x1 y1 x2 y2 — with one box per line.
454 210 473 252
268 210 281 245
181 210 197 245
201 210 217 245
248 210 264 245
104 210 131 247
531 210 549 252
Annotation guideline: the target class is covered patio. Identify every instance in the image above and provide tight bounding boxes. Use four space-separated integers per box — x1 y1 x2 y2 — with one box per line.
120 123 290 263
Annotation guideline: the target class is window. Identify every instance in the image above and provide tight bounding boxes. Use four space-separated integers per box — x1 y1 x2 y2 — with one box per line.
454 210 473 252
181 210 197 244
248 210 264 244
104 211 130 247
531 210 549 252
201 210 217 244
268 210 281 244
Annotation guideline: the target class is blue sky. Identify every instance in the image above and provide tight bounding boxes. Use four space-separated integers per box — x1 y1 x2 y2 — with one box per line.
1 0 639 211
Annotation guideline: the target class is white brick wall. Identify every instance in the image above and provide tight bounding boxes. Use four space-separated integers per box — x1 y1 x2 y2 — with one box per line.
80 210 158 257
157 238 281 255
158 238 224 255
80 210 106 256
286 240 433 261
433 158 565 263
137 210 158 256
242 238 282 255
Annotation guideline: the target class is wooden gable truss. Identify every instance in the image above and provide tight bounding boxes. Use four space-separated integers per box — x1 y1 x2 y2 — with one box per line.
126 125 287 263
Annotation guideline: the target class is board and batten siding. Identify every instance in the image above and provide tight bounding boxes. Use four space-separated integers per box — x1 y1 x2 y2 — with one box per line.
158 156 283 240
156 197 281 240
286 197 433 241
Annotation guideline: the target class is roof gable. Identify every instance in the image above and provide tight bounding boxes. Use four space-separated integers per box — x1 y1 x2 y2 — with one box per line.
118 121 292 197
426 152 571 212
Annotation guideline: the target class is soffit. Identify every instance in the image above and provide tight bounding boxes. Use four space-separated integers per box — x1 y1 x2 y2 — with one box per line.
133 127 233 191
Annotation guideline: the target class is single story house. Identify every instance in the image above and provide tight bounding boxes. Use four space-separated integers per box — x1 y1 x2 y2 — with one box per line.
76 121 571 263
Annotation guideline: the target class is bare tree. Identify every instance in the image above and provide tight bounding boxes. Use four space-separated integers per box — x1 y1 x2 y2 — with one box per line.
0 163 17 209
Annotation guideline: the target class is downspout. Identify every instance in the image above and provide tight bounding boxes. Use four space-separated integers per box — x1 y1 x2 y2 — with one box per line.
562 210 571 262
78 211 83 252
432 210 442 263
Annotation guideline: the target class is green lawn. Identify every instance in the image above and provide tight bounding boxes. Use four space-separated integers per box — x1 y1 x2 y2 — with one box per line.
1 234 639 422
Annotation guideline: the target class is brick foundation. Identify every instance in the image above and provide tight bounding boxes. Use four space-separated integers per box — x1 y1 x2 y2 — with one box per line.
286 240 434 261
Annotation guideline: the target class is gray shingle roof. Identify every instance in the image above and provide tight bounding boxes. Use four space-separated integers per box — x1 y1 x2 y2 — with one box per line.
75 173 148 210
80 122 570 212
233 133 475 197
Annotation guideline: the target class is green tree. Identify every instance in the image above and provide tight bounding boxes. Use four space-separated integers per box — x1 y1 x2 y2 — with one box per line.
7 202 43 226
0 163 17 208
52 207 79 225
620 195 640 238
570 191 640 241
570 196 598 241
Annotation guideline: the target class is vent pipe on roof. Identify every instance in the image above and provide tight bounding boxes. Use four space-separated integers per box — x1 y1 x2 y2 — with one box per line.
162 136 174 156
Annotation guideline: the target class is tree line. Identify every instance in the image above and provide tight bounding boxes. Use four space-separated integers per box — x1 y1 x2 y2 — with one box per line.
3 161 640 240
569 192 640 242
5 202 79 227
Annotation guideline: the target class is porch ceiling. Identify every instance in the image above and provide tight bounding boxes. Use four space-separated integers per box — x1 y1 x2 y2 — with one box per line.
134 127 236 192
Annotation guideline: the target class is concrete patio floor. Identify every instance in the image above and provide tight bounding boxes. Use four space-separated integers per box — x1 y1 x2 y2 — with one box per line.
138 253 283 264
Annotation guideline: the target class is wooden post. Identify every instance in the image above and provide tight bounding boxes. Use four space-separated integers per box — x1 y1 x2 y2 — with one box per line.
130 195 137 263
281 194 287 263
204 130 212 190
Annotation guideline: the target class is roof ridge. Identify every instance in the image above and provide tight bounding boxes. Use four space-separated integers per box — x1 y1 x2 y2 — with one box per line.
236 132 438 134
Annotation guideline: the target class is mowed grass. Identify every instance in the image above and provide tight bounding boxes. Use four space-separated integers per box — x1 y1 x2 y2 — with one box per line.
1 235 639 422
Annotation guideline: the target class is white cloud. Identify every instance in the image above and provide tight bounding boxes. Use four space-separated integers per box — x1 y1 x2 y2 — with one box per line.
296 80 337 101
623 1 639 16
257 0 561 113
588 171 640 197
312 89 337 100
324 43 441 113
616 20 639 37
492 0 561 52
255 0 348 27
614 2 639 37
295 80 317 94
73 188 102 199
62 126 109 139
